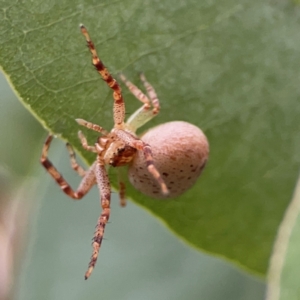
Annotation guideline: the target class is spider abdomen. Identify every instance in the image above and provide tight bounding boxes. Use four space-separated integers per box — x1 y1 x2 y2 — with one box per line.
128 121 209 198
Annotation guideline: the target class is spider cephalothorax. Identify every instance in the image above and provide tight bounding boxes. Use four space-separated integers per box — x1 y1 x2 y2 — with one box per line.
95 132 137 167
40 24 209 280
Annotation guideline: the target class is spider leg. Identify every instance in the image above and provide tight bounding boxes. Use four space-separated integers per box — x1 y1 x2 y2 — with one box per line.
139 142 169 195
40 135 96 199
78 131 97 153
140 73 160 114
120 73 160 132
80 24 125 128
76 118 108 135
66 142 86 176
119 73 151 109
117 168 126 207
85 159 111 280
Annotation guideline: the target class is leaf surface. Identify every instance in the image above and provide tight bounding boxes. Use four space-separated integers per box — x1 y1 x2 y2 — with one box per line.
1 0 300 275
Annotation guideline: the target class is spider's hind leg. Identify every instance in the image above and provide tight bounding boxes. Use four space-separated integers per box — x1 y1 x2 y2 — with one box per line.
140 73 160 114
117 168 127 207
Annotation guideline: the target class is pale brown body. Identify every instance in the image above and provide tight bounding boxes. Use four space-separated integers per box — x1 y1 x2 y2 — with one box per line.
129 121 209 198
40 24 209 280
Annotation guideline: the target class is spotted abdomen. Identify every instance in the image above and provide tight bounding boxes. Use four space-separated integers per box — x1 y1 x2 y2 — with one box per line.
128 121 209 198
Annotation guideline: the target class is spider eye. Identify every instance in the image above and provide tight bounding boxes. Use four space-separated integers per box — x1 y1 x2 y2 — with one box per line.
117 147 125 153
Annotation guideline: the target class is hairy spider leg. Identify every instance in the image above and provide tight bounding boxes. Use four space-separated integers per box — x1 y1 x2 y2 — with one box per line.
85 160 111 280
119 73 161 132
140 143 168 195
76 118 108 135
117 168 127 207
40 135 96 199
66 142 86 176
80 24 125 128
77 131 98 153
76 120 110 154
119 73 151 109
140 73 160 114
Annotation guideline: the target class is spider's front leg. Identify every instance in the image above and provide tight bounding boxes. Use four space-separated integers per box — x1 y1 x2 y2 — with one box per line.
80 25 125 128
85 157 111 280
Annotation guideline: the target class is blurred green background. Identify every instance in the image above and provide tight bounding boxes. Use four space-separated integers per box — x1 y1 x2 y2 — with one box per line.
0 71 265 300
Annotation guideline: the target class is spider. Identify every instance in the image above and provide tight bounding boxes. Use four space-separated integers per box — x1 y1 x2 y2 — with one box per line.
40 24 209 280
40 24 170 280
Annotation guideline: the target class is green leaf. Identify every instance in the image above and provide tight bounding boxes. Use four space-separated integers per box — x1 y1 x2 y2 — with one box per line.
266 177 300 300
1 0 300 276
0 73 266 299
